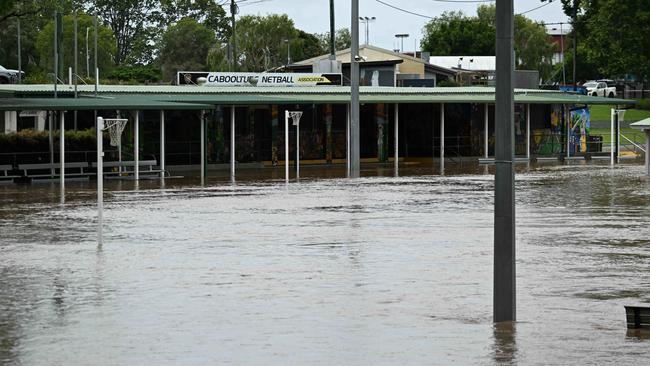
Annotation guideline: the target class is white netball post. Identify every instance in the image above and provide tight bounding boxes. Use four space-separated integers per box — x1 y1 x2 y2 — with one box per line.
96 116 128 245
284 110 303 182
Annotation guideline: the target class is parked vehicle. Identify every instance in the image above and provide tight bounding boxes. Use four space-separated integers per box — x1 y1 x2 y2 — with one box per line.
0 65 25 84
583 80 617 98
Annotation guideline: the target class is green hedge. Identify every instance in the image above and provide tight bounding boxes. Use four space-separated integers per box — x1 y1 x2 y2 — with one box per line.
0 129 109 153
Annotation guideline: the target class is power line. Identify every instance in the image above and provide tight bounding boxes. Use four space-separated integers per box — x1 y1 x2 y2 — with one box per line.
519 0 554 15
377 0 558 19
375 0 433 19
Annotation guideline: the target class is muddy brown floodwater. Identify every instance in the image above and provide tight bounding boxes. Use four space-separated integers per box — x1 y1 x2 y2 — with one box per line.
1 162 649 365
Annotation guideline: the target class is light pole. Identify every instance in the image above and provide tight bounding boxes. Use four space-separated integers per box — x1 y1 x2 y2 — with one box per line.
285 38 291 65
395 34 409 53
359 16 375 45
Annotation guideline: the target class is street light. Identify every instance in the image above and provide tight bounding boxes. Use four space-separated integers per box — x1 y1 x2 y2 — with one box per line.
359 16 375 45
284 38 291 65
395 33 409 53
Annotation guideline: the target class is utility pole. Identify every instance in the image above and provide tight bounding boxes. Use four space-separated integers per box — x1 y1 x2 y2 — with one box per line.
230 0 237 71
94 9 98 97
350 0 360 177
572 1 578 91
329 0 336 59
494 0 516 323
17 18 21 83
54 11 58 98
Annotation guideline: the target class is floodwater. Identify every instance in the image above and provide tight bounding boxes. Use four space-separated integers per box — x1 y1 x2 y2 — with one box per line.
1 162 649 365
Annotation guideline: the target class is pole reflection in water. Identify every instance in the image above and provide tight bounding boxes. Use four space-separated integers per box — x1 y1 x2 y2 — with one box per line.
492 321 517 364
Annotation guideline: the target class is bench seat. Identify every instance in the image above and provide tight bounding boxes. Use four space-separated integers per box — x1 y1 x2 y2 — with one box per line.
18 162 90 178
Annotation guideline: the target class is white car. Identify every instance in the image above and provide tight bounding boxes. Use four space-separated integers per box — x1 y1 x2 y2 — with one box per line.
583 80 616 98
0 65 25 84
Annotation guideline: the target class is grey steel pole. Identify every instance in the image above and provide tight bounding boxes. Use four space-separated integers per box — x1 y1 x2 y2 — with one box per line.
74 12 78 130
94 10 98 97
17 18 21 83
610 108 615 165
494 0 516 323
566 105 571 159
285 110 289 182
485 104 489 158
231 106 236 179
49 113 54 176
86 27 90 78
346 104 350 175
160 111 165 178
394 103 399 173
526 104 531 160
350 0 361 177
201 111 206 181
440 103 445 165
97 117 104 246
60 112 65 189
645 131 650 176
230 0 237 71
54 11 58 98
134 111 139 180
329 0 336 58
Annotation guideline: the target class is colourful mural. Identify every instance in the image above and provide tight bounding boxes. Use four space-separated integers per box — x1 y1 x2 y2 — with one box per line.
569 107 590 153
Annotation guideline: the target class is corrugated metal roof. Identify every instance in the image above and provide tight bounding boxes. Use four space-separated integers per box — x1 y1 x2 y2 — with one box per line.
0 96 215 111
0 84 636 108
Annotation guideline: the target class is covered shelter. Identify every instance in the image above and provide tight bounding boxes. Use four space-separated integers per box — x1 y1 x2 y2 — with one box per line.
631 118 650 176
0 83 636 182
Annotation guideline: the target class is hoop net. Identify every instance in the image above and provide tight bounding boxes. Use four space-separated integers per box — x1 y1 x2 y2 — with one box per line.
289 111 303 126
102 118 128 147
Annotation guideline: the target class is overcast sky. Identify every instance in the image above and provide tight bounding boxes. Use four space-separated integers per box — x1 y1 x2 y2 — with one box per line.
236 0 570 53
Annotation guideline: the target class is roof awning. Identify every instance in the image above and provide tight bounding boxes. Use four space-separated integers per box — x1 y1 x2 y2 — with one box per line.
0 96 215 111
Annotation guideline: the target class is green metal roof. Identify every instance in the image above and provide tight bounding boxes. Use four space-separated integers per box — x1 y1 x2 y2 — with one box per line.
0 84 636 110
0 96 214 111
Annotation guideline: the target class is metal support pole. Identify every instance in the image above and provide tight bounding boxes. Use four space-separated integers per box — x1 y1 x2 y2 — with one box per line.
200 110 206 181
347 104 351 175
494 0 516 323
230 106 236 179
350 0 360 177
394 103 399 173
296 118 300 179
285 110 289 182
610 108 615 165
616 110 621 163
160 111 165 178
17 18 21 84
485 104 489 158
526 104 531 160
94 10 98 97
440 103 445 162
134 111 139 180
329 0 336 59
97 116 104 246
49 112 54 176
73 11 78 130
645 131 650 176
54 11 58 98
60 112 65 188
566 105 571 159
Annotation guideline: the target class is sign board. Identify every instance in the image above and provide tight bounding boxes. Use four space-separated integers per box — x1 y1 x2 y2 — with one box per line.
177 71 342 87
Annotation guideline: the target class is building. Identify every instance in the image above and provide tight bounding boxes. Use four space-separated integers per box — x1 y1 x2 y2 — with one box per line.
289 45 456 87
0 83 634 182
547 25 570 66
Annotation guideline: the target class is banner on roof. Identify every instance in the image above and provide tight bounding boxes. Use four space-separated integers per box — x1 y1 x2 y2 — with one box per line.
178 71 342 87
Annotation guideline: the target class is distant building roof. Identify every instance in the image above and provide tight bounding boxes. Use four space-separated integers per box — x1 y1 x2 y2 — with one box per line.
295 44 456 76
429 56 496 72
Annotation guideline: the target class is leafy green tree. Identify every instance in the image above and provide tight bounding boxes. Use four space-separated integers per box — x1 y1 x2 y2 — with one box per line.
581 0 650 80
317 28 351 53
90 0 159 65
421 11 495 56
35 12 116 78
297 30 323 60
234 14 304 71
159 0 230 41
206 45 230 72
0 0 60 25
158 17 215 81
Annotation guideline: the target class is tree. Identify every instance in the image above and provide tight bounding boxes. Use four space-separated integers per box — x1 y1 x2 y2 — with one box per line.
234 14 304 71
420 11 495 56
0 0 59 25
158 17 215 81
580 0 650 81
35 12 116 78
317 28 351 53
297 30 323 60
159 0 230 41
90 0 159 66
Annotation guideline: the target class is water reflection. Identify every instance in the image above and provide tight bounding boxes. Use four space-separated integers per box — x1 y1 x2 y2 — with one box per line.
492 321 518 365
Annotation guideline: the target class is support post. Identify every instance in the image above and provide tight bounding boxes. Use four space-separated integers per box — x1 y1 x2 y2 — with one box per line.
494 0 516 323
645 131 650 176
17 18 21 83
562 105 571 159
160 110 165 178
285 110 289 182
610 108 615 165
97 117 104 245
394 103 399 173
49 112 54 176
485 104 489 158
60 112 65 188
526 104 531 160
134 111 139 180
201 110 206 181
440 103 445 163
346 104 351 175
230 106 236 179
350 0 360 177
296 117 300 179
